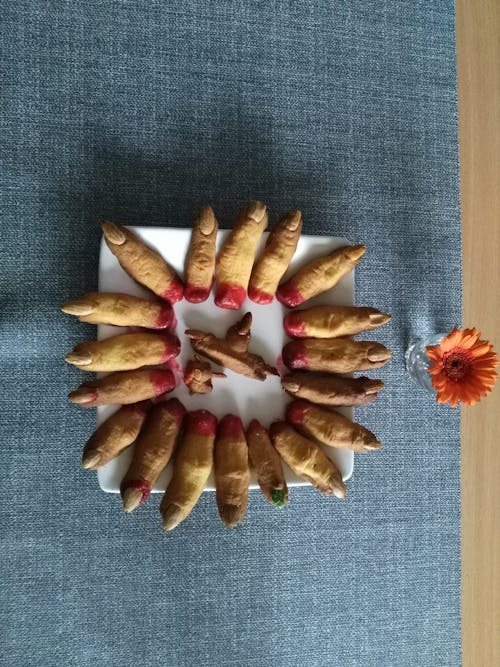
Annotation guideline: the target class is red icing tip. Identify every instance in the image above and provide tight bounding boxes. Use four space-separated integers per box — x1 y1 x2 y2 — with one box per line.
120 478 152 505
248 418 264 433
186 409 217 436
269 421 289 440
185 284 211 303
214 282 247 309
160 333 181 362
282 341 308 370
276 282 304 308
162 279 184 304
161 398 186 425
164 357 183 388
155 304 175 329
248 286 273 304
283 312 307 338
124 401 150 416
285 399 310 426
149 369 175 396
218 414 244 440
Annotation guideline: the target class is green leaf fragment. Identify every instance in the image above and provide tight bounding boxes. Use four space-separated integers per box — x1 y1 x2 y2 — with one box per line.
271 489 286 507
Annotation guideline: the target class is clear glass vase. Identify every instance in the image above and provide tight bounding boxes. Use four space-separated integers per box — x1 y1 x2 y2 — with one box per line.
405 334 446 393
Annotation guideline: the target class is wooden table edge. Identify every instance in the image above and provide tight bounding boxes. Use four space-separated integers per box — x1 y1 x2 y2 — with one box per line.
456 1 500 665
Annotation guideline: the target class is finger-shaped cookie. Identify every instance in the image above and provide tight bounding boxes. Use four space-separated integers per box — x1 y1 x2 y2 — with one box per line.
270 422 346 498
185 206 218 303
286 399 381 452
276 245 365 307
184 356 226 394
61 292 175 329
282 338 392 373
281 372 384 407
186 329 277 381
65 332 180 372
248 210 302 304
121 398 185 512
160 410 217 531
214 415 250 527
283 305 391 338
246 420 288 507
68 369 176 407
101 221 184 303
81 402 150 470
215 201 268 309
224 311 252 354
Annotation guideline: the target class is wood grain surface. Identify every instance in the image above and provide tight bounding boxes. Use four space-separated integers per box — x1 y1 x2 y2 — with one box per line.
456 1 500 665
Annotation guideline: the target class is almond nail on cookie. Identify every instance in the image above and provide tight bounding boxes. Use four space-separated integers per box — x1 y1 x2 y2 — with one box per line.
246 419 288 507
101 221 184 303
276 244 366 307
248 209 302 304
183 356 226 394
214 415 250 527
184 205 218 303
160 410 217 531
286 399 381 452
65 332 180 372
270 422 346 498
282 338 392 373
81 402 150 470
281 372 384 407
283 305 391 339
61 292 175 329
214 200 268 309
121 398 185 512
68 369 176 407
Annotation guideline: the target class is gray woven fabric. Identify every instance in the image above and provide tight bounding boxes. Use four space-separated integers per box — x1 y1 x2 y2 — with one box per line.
1 2 461 666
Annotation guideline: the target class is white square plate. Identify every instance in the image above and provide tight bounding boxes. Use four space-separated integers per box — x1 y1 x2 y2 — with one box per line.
96 227 355 493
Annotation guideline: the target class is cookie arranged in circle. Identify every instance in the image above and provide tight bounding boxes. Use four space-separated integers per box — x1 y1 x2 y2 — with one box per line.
62 202 391 530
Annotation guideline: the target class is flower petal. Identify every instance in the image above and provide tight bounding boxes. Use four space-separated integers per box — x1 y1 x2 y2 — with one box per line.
424 327 497 405
459 329 481 349
426 349 443 365
440 328 463 352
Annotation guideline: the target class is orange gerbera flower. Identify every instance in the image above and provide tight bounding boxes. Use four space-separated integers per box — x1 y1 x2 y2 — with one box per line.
426 327 498 407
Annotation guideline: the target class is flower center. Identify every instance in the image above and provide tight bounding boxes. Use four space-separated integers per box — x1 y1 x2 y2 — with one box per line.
443 349 472 381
